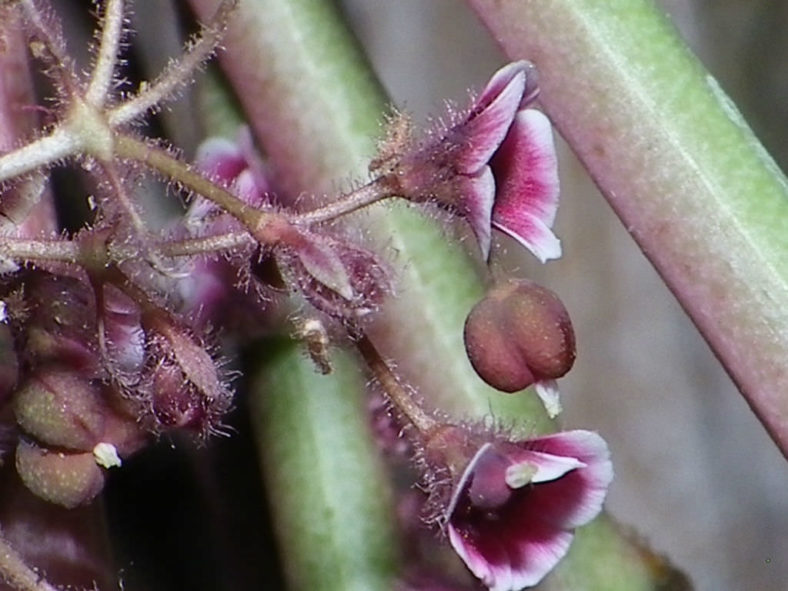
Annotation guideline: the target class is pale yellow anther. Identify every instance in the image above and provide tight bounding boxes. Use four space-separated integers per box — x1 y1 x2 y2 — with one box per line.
505 462 538 489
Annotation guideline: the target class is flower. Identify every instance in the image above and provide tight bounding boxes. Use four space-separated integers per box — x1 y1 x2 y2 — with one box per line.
273 224 392 320
392 61 560 261
439 429 612 590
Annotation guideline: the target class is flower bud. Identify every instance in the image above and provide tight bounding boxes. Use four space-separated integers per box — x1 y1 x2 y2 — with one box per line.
100 284 145 377
274 227 391 320
150 361 208 430
15 440 105 509
463 279 575 393
13 370 106 451
0 324 18 406
140 313 232 436
23 273 98 374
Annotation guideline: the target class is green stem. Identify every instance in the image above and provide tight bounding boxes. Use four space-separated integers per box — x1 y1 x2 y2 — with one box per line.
468 0 788 457
249 339 398 591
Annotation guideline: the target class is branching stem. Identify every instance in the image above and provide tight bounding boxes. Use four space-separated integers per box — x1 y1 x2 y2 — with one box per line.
0 127 79 182
85 0 125 107
107 0 238 127
0 235 79 263
17 0 78 95
114 134 267 228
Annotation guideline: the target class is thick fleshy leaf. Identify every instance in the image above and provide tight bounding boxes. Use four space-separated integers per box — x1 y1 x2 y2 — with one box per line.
491 110 561 262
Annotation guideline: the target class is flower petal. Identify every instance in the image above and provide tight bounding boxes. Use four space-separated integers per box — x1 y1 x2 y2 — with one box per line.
524 431 613 528
456 167 496 259
507 529 574 590
534 379 563 418
448 503 575 590
452 69 526 175
194 137 247 181
491 109 561 262
445 431 612 589
476 61 534 112
516 450 585 484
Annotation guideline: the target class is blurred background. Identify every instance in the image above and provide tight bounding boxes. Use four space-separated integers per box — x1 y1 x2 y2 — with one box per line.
340 1 788 590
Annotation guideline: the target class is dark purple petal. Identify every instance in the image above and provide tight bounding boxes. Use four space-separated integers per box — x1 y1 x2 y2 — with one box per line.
491 110 561 262
448 515 573 591
456 167 496 259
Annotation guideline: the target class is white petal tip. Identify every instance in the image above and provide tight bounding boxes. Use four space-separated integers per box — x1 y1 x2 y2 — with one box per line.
535 380 562 418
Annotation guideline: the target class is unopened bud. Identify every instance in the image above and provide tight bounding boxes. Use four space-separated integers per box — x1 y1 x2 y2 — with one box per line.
101 285 145 377
16 440 105 508
142 315 232 435
150 362 208 430
274 227 391 320
13 371 105 451
463 279 575 393
23 274 98 374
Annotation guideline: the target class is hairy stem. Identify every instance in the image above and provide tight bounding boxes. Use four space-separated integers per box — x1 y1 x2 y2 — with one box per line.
85 0 125 107
0 127 79 182
114 134 268 229
354 332 437 434
107 0 238 127
17 0 78 95
161 230 254 257
290 177 394 225
0 235 79 263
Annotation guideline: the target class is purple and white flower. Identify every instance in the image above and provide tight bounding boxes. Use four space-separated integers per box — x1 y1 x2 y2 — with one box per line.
394 61 560 262
443 430 612 590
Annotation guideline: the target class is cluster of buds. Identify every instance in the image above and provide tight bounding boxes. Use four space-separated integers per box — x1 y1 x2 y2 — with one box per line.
0 269 232 508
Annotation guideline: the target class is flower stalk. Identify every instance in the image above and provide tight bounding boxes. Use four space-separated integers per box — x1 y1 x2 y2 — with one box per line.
354 332 437 434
